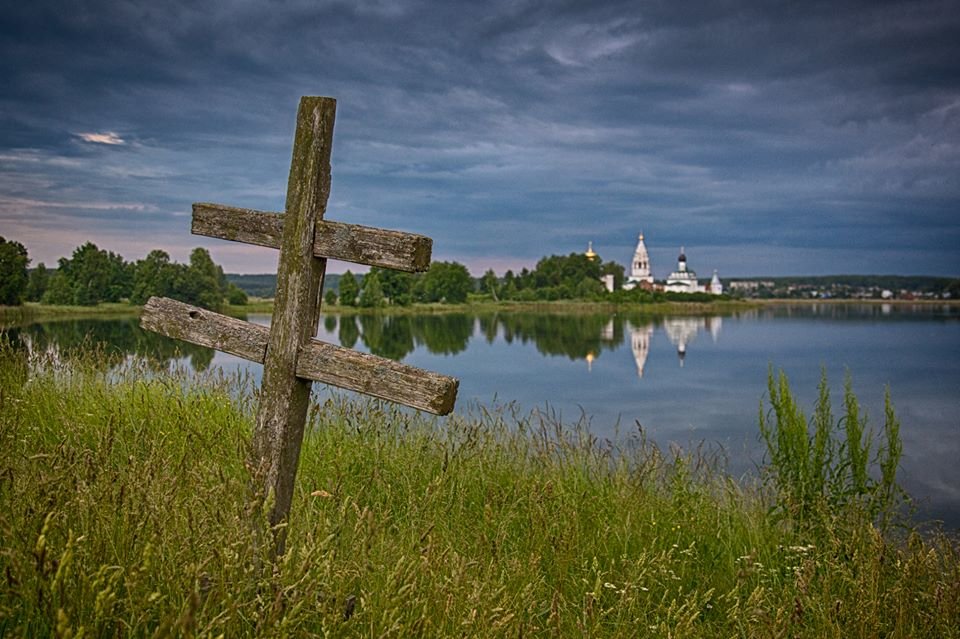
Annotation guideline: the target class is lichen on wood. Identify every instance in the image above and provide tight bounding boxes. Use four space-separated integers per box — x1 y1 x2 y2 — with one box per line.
192 203 433 272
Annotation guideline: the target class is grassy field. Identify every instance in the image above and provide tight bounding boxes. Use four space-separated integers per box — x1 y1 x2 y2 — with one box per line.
1 343 958 637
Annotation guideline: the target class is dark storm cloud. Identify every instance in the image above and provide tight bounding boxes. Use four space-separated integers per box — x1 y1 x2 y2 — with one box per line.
1 0 958 275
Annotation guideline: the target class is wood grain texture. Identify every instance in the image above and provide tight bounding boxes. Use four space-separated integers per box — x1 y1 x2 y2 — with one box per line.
192 203 284 250
313 219 432 273
140 296 269 362
192 203 432 272
297 340 458 415
139 297 459 415
254 96 336 546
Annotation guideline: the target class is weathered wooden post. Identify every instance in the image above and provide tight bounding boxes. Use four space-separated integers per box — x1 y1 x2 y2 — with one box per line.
253 97 334 552
141 96 458 557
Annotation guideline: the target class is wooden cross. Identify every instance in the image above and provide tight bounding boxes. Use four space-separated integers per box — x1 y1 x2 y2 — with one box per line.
140 96 458 555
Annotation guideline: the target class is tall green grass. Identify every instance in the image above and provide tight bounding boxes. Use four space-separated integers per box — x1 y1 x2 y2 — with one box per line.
759 367 906 530
1 342 957 637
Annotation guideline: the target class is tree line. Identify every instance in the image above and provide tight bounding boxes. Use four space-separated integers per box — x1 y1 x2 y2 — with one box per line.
334 261 475 307
2 234 735 310
0 237 246 310
333 252 634 307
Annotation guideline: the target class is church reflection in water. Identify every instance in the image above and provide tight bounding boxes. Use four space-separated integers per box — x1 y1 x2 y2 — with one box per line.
579 315 723 376
316 312 723 378
660 316 722 368
629 322 653 376
616 316 723 377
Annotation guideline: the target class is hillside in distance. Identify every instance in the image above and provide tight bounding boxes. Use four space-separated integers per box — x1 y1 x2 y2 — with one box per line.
226 273 342 298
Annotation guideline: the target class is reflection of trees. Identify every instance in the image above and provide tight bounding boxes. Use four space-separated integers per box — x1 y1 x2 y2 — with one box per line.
497 313 624 360
344 312 628 362
478 314 499 344
359 315 415 360
7 318 215 372
323 314 337 334
412 314 472 355
338 315 359 349
350 313 473 359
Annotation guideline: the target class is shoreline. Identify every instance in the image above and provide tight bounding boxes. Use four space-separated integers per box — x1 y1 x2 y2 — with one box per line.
4 296 957 325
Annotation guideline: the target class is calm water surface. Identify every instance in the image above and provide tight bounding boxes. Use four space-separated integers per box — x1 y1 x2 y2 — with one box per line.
5 303 959 527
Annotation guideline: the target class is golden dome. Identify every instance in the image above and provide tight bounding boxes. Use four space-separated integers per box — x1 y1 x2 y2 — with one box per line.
585 241 597 260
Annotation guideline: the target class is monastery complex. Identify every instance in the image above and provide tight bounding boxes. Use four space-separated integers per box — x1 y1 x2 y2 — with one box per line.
617 233 723 295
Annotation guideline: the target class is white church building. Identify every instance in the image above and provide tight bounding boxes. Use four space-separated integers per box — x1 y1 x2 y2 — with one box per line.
622 233 654 290
620 234 723 295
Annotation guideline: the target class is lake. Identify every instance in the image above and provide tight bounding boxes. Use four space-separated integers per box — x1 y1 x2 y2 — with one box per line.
4 302 959 528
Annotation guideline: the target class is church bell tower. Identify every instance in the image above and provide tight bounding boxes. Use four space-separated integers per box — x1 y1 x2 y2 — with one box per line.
629 233 654 284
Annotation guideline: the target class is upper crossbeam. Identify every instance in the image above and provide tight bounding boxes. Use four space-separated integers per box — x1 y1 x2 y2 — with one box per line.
192 203 433 273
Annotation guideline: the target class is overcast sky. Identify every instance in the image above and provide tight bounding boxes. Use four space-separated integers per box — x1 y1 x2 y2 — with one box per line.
2 0 958 277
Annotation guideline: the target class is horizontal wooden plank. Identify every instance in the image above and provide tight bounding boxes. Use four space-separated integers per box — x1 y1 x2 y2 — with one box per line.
192 203 284 251
296 340 459 415
140 296 269 362
139 297 458 415
192 203 432 272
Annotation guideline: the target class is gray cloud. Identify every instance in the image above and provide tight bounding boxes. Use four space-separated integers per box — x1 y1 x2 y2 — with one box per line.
1 0 958 275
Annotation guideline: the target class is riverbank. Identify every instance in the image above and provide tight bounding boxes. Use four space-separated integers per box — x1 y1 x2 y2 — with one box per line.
1 344 957 637
6 296 956 327
2 297 760 323
0 301 139 325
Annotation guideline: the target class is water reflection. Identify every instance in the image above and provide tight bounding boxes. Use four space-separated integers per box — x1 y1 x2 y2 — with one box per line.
661 316 722 367
629 322 653 377
8 305 953 381
2 316 217 372
341 312 726 378
344 313 474 359
0 311 732 379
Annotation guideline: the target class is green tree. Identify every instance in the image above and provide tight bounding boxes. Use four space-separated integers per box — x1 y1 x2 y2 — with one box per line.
375 267 414 306
338 270 359 307
225 283 248 305
48 242 131 306
25 263 50 302
0 237 29 306
180 247 225 310
502 270 517 300
130 250 175 304
517 267 533 290
359 270 386 308
415 261 473 304
531 252 602 297
41 271 75 305
324 288 339 307
480 269 500 301
576 276 605 298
